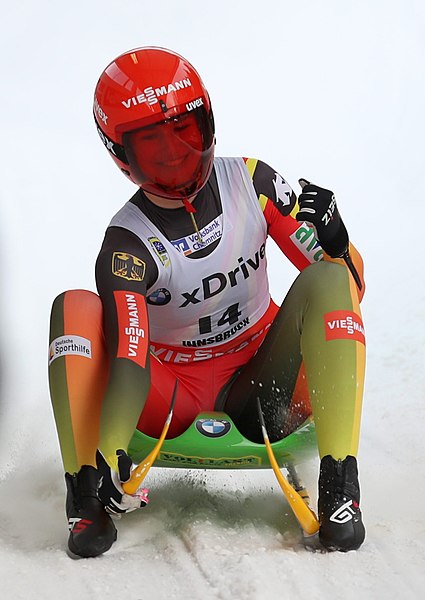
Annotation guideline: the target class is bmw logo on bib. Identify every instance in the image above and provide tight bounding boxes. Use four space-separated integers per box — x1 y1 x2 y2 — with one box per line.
196 418 231 438
146 288 171 306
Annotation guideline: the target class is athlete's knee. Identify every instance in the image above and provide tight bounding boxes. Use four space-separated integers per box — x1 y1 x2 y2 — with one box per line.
50 290 104 351
51 289 102 318
298 261 348 296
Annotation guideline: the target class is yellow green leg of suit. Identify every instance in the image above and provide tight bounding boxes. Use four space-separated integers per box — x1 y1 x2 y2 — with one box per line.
222 261 365 460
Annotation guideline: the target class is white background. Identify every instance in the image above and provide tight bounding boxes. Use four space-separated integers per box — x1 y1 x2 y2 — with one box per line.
1 1 424 598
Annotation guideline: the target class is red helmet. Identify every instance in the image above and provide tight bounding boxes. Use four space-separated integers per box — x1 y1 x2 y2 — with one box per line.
94 47 215 200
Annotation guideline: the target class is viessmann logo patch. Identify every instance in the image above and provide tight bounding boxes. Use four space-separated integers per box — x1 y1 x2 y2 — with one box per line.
112 252 146 281
114 291 148 367
121 78 192 109
324 311 365 344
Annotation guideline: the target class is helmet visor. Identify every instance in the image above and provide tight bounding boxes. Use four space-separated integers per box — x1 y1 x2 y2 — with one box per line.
122 107 214 200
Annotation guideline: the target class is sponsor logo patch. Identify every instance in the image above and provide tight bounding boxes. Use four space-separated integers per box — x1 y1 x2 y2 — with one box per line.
112 252 146 281
148 236 170 268
171 215 223 256
179 242 265 306
290 223 323 263
114 291 148 367
195 418 231 438
186 97 203 112
68 518 93 532
329 500 357 524
150 321 272 364
94 97 108 124
121 77 192 109
324 310 365 344
273 173 292 207
158 451 261 467
146 288 171 306
49 335 92 365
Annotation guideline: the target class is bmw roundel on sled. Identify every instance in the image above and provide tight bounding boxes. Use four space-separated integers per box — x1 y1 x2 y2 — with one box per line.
125 383 320 535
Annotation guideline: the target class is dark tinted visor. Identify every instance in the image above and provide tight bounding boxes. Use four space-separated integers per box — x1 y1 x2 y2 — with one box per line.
122 106 214 200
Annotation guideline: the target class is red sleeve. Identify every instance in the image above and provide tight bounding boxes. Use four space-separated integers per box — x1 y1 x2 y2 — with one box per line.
264 200 323 270
243 158 324 271
243 158 365 300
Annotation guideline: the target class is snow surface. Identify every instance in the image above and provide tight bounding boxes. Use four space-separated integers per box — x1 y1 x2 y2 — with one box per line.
1 1 425 598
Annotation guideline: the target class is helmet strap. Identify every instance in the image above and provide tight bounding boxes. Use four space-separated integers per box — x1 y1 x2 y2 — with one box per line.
182 198 204 246
181 197 196 213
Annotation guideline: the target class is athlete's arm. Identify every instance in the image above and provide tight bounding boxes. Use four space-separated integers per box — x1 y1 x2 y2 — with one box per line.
244 158 365 300
95 226 158 470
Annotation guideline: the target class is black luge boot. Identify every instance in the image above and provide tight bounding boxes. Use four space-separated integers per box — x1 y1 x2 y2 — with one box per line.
65 465 117 558
318 455 366 552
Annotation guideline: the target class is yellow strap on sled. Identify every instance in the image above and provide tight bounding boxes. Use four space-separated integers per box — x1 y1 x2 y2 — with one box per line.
123 383 177 495
257 400 320 536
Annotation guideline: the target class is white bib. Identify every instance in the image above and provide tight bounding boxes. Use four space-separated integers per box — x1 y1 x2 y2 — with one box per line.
109 157 271 351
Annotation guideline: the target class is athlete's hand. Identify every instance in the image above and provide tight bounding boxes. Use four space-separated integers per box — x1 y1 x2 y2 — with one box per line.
96 449 149 515
296 179 349 258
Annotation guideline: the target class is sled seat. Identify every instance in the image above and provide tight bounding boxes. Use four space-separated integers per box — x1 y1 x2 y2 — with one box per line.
128 411 316 470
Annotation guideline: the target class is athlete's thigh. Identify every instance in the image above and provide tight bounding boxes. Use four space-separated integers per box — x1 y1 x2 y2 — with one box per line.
222 272 317 442
136 355 200 438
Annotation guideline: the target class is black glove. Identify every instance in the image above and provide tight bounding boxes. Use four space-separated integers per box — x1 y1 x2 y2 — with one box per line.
96 449 149 515
296 179 349 258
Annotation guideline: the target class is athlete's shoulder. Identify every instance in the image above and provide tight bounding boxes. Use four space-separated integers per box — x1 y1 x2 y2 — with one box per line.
213 156 245 168
97 225 159 292
241 158 296 217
